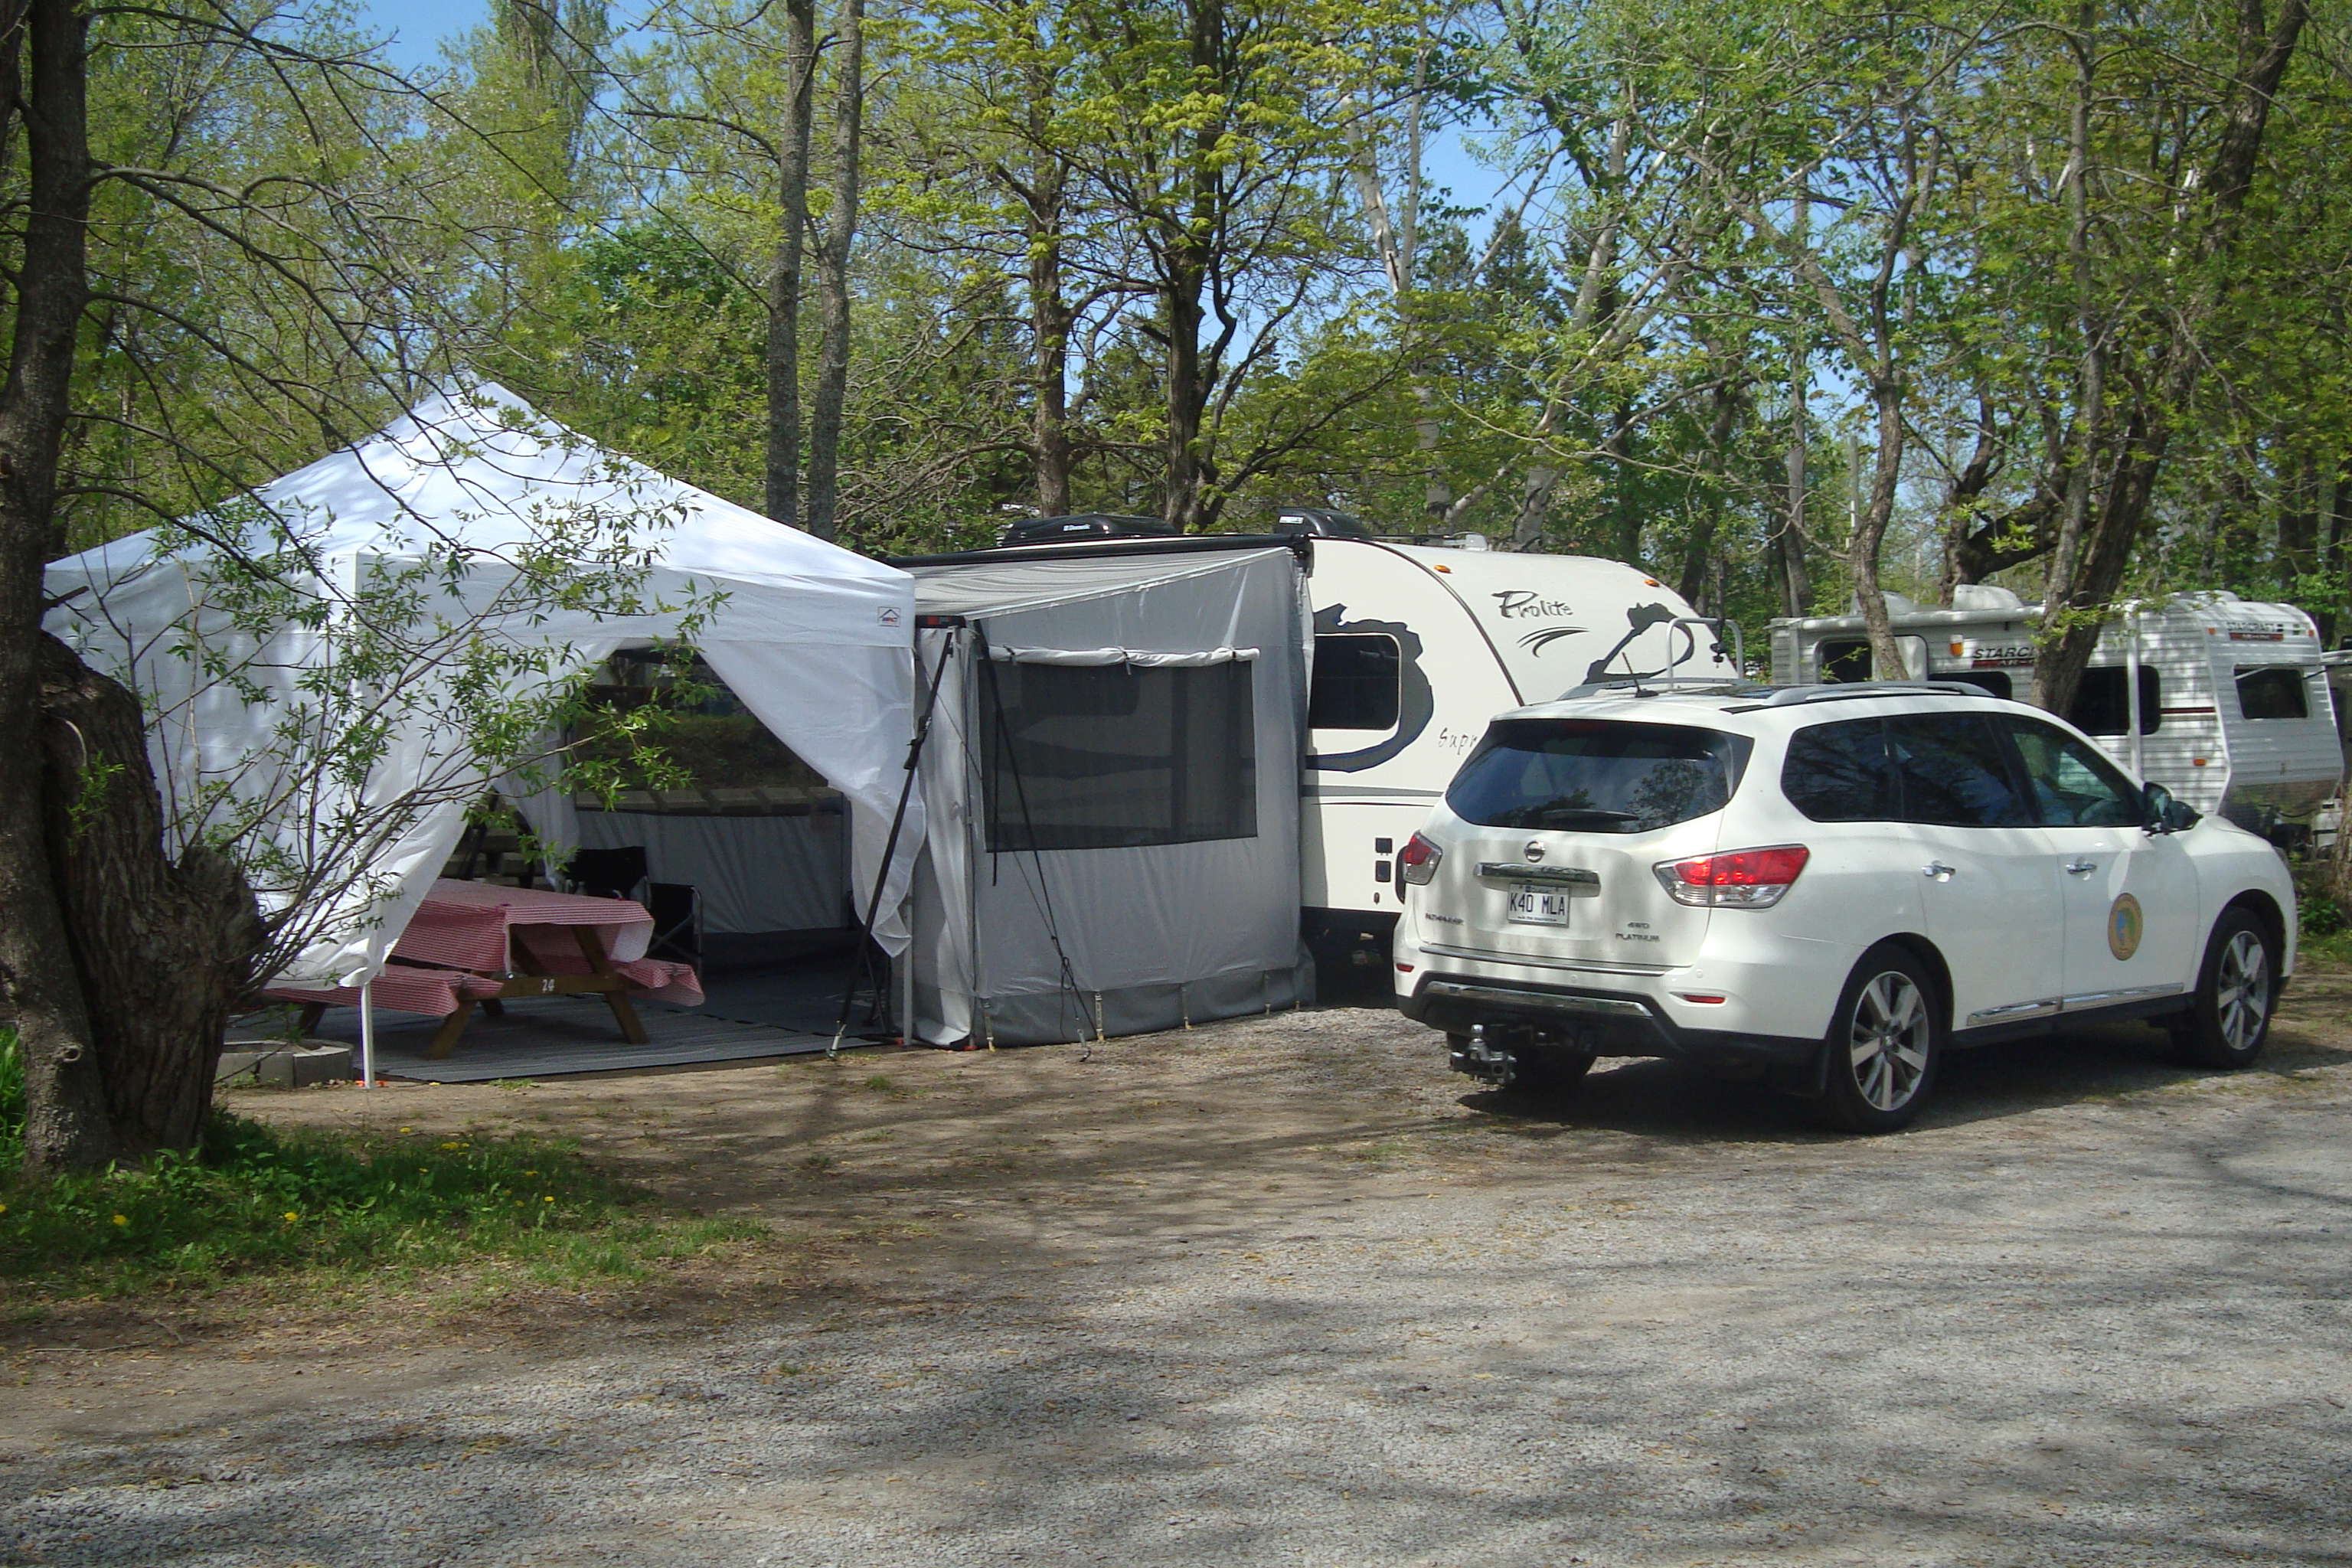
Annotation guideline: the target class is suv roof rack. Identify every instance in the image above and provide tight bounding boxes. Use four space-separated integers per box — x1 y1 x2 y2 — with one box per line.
1758 681 1981 707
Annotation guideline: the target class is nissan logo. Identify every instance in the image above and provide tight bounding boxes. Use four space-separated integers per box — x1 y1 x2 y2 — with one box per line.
1524 840 1545 863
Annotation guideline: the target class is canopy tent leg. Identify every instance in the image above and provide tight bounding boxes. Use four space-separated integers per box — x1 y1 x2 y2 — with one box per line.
358 980 377 1089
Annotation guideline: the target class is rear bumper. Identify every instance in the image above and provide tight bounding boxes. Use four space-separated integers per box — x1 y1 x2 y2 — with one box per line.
1400 972 1819 1075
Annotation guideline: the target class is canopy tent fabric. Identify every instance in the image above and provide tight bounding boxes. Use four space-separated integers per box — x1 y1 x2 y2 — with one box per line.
904 546 1312 1047
44 384 919 990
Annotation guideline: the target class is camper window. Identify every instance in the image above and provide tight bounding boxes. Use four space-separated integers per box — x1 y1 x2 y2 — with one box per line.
2234 666 2308 721
981 661 1256 852
1309 634 1401 730
2066 665 2161 736
1817 639 1873 684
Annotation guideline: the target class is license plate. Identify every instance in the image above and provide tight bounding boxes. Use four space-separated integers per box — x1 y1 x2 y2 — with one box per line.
1507 883 1570 926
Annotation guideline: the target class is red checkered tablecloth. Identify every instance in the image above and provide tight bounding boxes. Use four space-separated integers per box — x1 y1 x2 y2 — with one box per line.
401 878 658 969
266 879 703 1014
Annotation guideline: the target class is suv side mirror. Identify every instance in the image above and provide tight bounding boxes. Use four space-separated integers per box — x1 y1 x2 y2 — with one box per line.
2142 782 2198 835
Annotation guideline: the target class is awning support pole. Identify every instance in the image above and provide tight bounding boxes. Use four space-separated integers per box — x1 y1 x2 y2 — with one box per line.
833 628 956 1059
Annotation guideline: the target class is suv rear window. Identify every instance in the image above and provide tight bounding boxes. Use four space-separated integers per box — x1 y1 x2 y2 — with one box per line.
1448 720 1750 833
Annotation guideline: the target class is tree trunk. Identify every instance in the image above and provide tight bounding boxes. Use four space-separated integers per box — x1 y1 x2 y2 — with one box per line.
2030 0 2308 717
2277 452 2319 599
38 635 263 1158
1159 0 1223 534
1677 374 1743 606
1508 462 1560 551
804 0 865 542
0 0 113 1173
0 0 264 1173
763 0 818 527
1024 162 1074 518
1777 376 1812 616
1850 377 1912 678
1163 272 1214 531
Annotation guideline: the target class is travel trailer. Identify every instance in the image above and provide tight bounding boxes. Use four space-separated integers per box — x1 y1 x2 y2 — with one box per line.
898 528 1740 964
1770 588 2344 842
1297 536 1739 959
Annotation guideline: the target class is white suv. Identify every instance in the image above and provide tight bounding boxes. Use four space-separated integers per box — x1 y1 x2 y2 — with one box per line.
1393 683 2297 1132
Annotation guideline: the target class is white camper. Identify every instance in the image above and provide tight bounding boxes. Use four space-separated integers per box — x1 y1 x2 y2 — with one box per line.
1770 588 2344 841
1298 538 1739 955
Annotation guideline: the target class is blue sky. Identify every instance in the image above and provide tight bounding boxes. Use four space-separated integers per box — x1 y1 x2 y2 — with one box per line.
359 0 483 68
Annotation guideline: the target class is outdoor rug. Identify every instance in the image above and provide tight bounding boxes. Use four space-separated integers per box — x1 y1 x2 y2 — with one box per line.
299 993 840 1083
656 963 887 1036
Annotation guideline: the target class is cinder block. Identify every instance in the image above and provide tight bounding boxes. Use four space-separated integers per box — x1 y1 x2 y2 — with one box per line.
216 1042 355 1087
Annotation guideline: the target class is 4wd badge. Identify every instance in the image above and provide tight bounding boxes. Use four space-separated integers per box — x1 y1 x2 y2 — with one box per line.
2107 893 2145 961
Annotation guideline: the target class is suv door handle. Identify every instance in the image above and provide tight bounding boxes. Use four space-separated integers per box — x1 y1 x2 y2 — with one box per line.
2065 860 2099 875
1922 861 1955 880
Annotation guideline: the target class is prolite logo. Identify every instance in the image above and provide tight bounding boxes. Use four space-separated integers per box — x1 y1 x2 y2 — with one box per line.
1494 590 1576 619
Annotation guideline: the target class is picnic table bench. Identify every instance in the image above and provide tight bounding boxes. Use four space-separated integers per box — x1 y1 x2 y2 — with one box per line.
265 880 703 1059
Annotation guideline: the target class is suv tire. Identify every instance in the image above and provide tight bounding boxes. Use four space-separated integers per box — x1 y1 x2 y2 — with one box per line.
1817 946 1943 1134
2171 906 2277 1070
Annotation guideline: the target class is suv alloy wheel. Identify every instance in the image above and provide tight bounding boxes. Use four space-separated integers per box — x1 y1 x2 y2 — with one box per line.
1818 945 1944 1133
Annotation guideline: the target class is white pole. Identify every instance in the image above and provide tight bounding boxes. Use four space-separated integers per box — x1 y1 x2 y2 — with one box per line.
358 978 377 1089
2125 605 2145 779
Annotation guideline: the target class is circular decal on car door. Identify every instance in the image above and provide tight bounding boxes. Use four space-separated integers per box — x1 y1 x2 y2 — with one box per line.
2107 893 2144 961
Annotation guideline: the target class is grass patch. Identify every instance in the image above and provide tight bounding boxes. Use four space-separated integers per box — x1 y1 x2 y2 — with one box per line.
0 1031 758 1300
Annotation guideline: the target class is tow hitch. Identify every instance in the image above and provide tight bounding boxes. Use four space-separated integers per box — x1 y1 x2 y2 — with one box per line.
1449 1024 1520 1086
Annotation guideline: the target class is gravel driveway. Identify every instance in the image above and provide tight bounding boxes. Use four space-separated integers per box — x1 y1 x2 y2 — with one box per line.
5 972 2350 1566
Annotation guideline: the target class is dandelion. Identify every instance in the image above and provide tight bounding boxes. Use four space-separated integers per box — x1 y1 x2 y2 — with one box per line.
283 1211 300 1223
543 1195 554 1203
523 1170 537 1177
440 1141 466 1152
398 1126 413 1134
111 1214 128 1227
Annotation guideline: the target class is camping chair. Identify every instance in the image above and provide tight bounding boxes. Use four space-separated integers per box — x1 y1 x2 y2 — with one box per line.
646 881 702 965
562 845 648 901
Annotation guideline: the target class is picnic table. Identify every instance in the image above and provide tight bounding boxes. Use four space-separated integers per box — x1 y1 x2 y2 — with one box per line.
266 880 703 1059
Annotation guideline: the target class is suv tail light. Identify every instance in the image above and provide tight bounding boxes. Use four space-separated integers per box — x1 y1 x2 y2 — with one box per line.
1398 832 1442 885
1654 844 1809 908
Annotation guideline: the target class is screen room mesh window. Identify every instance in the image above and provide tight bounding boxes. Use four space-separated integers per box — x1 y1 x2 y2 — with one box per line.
981 659 1257 851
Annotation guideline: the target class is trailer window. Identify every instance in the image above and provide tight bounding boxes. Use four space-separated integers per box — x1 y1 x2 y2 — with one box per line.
2067 665 2162 736
1309 634 1400 730
1448 720 1749 833
981 661 1256 852
2235 666 2308 720
1817 639 1872 684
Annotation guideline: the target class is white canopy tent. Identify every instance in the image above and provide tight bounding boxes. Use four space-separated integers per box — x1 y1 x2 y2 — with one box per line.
44 384 920 994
